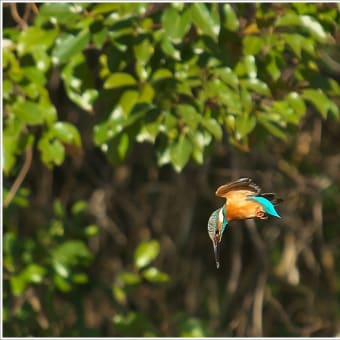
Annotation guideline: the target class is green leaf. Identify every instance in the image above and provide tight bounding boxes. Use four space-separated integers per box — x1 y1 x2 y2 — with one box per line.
286 92 306 116
91 3 121 15
93 109 143 146
156 142 171 166
282 33 304 57
12 100 45 125
238 55 257 79
177 104 201 130
214 67 239 89
61 53 98 112
37 3 83 26
54 275 72 292
266 54 281 81
10 274 27 296
191 3 220 41
17 27 58 55
179 317 209 337
243 79 271 96
22 264 46 283
258 114 287 141
235 114 256 139
201 118 223 140
243 36 263 56
52 30 90 65
134 240 160 269
113 311 154 337
136 116 161 143
118 272 141 285
22 66 47 87
53 261 70 278
302 89 334 119
117 133 130 160
38 135 65 166
9 264 46 296
222 4 239 31
71 200 87 215
269 100 301 125
52 240 92 267
112 285 127 305
119 90 139 116
51 122 81 146
162 6 191 43
104 72 137 89
161 35 181 60
3 119 23 175
138 83 155 103
170 135 193 172
72 273 88 284
151 68 173 82
142 267 170 283
85 224 100 237
103 132 131 163
134 38 154 66
276 13 327 43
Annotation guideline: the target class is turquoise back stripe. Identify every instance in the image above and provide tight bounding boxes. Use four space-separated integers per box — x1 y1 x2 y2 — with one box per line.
249 196 281 218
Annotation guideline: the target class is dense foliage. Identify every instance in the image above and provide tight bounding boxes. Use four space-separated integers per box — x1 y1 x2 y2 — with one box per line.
3 3 340 337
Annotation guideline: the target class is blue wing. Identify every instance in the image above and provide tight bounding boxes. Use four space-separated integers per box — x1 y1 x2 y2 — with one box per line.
249 196 281 218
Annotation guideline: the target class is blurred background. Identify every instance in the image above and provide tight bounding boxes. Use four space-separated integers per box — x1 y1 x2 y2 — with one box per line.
3 2 340 337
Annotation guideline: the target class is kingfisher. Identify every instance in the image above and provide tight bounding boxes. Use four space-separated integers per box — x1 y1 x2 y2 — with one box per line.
207 177 282 269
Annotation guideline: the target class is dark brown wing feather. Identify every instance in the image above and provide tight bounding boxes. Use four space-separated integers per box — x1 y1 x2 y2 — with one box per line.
215 178 261 197
216 176 282 206
260 193 283 206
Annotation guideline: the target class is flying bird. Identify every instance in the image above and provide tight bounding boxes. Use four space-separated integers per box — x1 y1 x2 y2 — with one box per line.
207 178 282 269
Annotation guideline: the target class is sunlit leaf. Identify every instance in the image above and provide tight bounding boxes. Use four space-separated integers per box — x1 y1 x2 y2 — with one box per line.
118 272 141 285
51 122 81 146
52 240 92 267
112 285 127 305
52 30 90 65
12 100 45 125
37 3 84 26
151 68 173 82
38 135 65 166
191 3 220 41
142 267 170 283
23 264 46 283
17 26 58 55
243 79 271 96
170 135 193 172
223 4 239 31
235 114 256 139
119 90 139 116
162 6 191 43
134 240 160 269
302 88 335 119
276 13 327 42
258 114 287 140
161 35 181 60
177 104 201 130
104 72 137 89
200 118 223 140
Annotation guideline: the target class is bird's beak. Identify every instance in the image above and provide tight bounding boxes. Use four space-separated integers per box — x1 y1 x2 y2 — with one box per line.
213 238 220 269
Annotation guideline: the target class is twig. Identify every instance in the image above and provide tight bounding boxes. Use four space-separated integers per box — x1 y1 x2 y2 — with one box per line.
252 271 266 336
266 291 300 334
4 147 32 208
10 3 28 29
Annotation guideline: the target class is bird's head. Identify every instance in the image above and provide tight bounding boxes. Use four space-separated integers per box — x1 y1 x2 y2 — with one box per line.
207 206 228 269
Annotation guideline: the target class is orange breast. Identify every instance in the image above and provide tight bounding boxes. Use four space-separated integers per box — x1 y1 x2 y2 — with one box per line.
226 200 262 221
